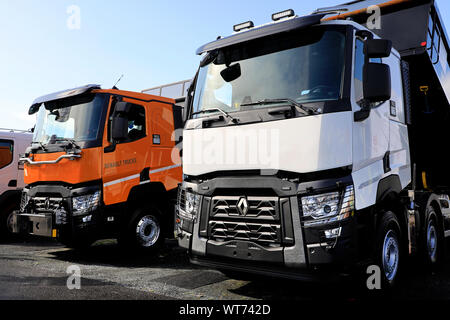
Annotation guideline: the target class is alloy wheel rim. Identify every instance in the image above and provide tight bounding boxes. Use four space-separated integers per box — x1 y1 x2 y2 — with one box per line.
136 215 160 247
427 219 438 262
382 230 399 282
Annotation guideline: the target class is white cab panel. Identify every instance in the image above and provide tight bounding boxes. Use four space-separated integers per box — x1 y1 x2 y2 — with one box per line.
183 112 353 177
351 101 390 210
0 131 32 195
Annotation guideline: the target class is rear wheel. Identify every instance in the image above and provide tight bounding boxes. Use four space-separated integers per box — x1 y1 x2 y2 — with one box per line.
422 206 442 269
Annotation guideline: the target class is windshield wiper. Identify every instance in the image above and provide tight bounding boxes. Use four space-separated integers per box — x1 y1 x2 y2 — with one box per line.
31 142 47 152
55 138 81 150
192 108 239 123
241 98 318 116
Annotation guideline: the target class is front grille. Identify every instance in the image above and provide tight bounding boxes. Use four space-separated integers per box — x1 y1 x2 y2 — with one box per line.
20 192 29 212
209 221 281 244
30 197 64 213
211 196 279 220
177 188 186 212
208 195 282 246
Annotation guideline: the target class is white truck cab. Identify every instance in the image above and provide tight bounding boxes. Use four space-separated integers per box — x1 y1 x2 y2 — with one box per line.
0 129 32 239
176 0 450 288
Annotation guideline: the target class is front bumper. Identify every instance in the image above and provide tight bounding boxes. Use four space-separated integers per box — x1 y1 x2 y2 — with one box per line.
14 184 104 238
176 174 362 275
12 212 55 238
12 208 102 237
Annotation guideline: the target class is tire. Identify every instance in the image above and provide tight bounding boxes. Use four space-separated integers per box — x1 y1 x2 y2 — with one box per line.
0 203 19 241
374 211 403 289
120 206 164 252
421 206 442 269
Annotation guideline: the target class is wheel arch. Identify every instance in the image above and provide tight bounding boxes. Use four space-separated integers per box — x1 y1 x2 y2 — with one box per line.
375 175 408 248
126 182 176 235
0 190 22 212
415 193 445 238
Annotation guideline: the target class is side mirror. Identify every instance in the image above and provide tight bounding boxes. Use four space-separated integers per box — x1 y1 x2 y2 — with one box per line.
355 63 391 122
111 116 128 141
363 63 391 102
114 101 131 114
29 103 41 115
365 39 392 58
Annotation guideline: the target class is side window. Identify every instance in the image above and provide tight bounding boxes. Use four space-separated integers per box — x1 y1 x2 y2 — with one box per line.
384 55 405 123
0 140 13 169
125 104 146 142
427 13 441 64
354 39 365 106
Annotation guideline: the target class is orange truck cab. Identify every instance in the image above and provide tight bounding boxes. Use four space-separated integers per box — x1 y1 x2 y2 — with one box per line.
12 84 183 250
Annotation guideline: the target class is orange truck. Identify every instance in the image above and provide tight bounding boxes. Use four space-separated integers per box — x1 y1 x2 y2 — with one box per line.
12 84 183 250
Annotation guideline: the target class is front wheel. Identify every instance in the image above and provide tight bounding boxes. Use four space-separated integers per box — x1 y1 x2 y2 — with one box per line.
375 211 403 289
0 204 19 241
120 207 164 252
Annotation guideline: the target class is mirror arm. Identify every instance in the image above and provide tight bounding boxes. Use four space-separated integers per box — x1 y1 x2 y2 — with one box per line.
104 141 116 153
354 101 371 122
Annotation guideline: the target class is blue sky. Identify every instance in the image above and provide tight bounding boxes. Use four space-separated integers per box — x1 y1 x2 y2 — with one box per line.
2 0 450 130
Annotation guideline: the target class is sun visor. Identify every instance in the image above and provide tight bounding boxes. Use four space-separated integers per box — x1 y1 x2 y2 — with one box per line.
196 14 325 55
28 84 101 115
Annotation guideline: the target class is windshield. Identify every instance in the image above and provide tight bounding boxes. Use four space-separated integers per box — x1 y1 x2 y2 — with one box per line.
33 94 107 145
192 28 346 117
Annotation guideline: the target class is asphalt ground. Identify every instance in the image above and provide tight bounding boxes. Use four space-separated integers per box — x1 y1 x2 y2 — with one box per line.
1 237 450 301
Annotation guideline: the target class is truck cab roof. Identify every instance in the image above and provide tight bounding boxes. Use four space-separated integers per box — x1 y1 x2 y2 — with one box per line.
29 85 176 115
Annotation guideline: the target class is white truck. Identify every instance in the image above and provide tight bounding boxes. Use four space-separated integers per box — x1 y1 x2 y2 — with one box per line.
176 0 450 288
0 129 32 239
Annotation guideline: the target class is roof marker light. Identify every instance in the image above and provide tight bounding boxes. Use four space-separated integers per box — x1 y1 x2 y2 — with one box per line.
272 9 295 21
233 21 254 32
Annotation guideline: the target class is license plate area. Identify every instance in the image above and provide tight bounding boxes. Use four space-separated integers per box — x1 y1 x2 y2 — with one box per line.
20 214 53 237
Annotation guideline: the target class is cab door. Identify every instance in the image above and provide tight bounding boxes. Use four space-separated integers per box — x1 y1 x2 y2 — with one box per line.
351 38 390 210
102 98 151 206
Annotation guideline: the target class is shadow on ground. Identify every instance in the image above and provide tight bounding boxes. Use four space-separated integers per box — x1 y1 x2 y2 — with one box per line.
4 236 450 300
47 239 200 270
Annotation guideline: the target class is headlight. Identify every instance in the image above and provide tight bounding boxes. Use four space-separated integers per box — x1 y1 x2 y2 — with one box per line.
72 191 100 216
302 191 340 219
178 190 200 221
301 185 355 226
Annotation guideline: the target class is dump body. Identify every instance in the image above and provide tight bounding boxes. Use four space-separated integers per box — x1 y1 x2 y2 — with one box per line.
322 1 450 188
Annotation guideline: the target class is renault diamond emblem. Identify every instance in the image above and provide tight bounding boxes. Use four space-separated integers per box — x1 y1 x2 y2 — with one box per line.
237 197 249 216
45 198 50 210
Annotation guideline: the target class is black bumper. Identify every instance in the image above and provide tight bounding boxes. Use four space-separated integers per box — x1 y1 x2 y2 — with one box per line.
189 254 345 283
177 172 367 275
12 209 101 239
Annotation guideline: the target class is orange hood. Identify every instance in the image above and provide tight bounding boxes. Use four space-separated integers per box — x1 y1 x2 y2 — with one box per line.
24 147 102 185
